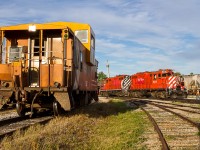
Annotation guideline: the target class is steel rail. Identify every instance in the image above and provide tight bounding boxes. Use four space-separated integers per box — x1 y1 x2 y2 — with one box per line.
101 95 200 104
0 116 29 127
132 101 170 150
163 98 200 104
143 100 200 110
146 102 200 130
139 100 200 114
0 116 53 140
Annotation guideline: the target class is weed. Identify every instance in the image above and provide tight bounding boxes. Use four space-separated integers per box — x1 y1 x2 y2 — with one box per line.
1 98 148 150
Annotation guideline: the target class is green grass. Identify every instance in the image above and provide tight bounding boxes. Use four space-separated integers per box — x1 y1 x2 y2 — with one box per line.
198 132 200 136
0 99 148 150
90 111 147 149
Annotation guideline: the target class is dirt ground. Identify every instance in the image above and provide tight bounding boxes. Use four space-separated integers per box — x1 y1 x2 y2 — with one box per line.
98 96 112 103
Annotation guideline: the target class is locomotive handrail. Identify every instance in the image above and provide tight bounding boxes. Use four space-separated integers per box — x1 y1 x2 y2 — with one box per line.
5 50 63 54
6 57 63 62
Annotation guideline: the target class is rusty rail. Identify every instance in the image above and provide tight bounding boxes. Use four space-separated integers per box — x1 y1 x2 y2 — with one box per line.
132 101 170 150
0 116 53 140
146 102 200 130
144 100 200 110
143 101 200 114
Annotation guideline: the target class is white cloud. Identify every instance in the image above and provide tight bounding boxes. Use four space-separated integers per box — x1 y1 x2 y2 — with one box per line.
0 0 199 76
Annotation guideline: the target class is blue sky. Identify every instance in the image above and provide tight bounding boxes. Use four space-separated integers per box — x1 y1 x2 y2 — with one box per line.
0 0 200 76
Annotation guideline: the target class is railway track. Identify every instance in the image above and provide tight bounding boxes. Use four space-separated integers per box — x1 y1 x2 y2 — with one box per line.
140 99 200 115
0 109 19 122
152 97 200 104
0 100 99 141
130 99 200 149
0 113 53 140
141 99 200 110
105 95 200 104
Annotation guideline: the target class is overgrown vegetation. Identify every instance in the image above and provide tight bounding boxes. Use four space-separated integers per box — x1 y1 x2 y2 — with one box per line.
0 99 148 150
97 71 107 82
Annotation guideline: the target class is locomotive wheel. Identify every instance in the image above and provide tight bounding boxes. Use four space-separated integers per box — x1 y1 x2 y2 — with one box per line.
79 94 85 106
16 102 26 117
94 93 99 102
182 93 187 99
85 93 89 105
53 101 62 116
171 93 177 99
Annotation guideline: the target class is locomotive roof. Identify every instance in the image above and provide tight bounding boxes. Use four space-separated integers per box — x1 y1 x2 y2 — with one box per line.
115 75 129 77
105 75 128 80
0 21 95 63
136 69 173 74
0 21 94 35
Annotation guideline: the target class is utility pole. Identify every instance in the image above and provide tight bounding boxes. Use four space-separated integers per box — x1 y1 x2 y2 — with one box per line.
106 60 110 78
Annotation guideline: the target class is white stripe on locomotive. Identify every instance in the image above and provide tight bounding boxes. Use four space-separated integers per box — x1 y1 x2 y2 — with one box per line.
121 76 131 91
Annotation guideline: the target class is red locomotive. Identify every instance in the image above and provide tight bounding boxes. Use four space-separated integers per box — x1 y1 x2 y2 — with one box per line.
130 69 187 98
99 75 131 96
100 69 187 99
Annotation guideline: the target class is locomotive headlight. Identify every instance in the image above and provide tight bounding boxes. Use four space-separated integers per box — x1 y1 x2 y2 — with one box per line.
28 25 36 32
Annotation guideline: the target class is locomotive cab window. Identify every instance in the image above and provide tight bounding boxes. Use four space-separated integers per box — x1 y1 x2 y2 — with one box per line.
162 74 166 77
91 34 95 49
9 46 23 62
154 74 157 80
162 73 171 77
75 30 88 43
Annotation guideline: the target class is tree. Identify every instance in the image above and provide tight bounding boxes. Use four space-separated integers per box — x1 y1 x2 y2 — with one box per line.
97 71 107 82
190 72 194 76
174 72 181 76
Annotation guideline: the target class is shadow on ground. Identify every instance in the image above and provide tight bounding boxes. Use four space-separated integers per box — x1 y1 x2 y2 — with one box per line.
63 97 140 118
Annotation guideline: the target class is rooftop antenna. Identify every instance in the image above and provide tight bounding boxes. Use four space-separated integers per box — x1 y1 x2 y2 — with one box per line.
106 60 110 78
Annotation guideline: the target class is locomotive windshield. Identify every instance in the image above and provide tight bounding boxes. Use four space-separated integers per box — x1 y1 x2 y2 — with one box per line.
162 73 171 77
75 30 88 43
91 34 95 49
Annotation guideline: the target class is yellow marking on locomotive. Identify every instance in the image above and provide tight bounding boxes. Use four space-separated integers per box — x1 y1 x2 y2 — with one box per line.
12 62 21 66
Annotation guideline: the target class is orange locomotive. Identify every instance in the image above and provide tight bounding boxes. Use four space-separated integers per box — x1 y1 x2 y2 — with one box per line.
99 75 131 96
129 69 187 99
100 69 187 99
0 22 98 115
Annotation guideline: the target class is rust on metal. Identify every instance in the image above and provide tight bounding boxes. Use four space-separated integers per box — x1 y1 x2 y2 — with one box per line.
54 92 71 111
133 101 170 150
148 102 200 130
0 91 13 109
